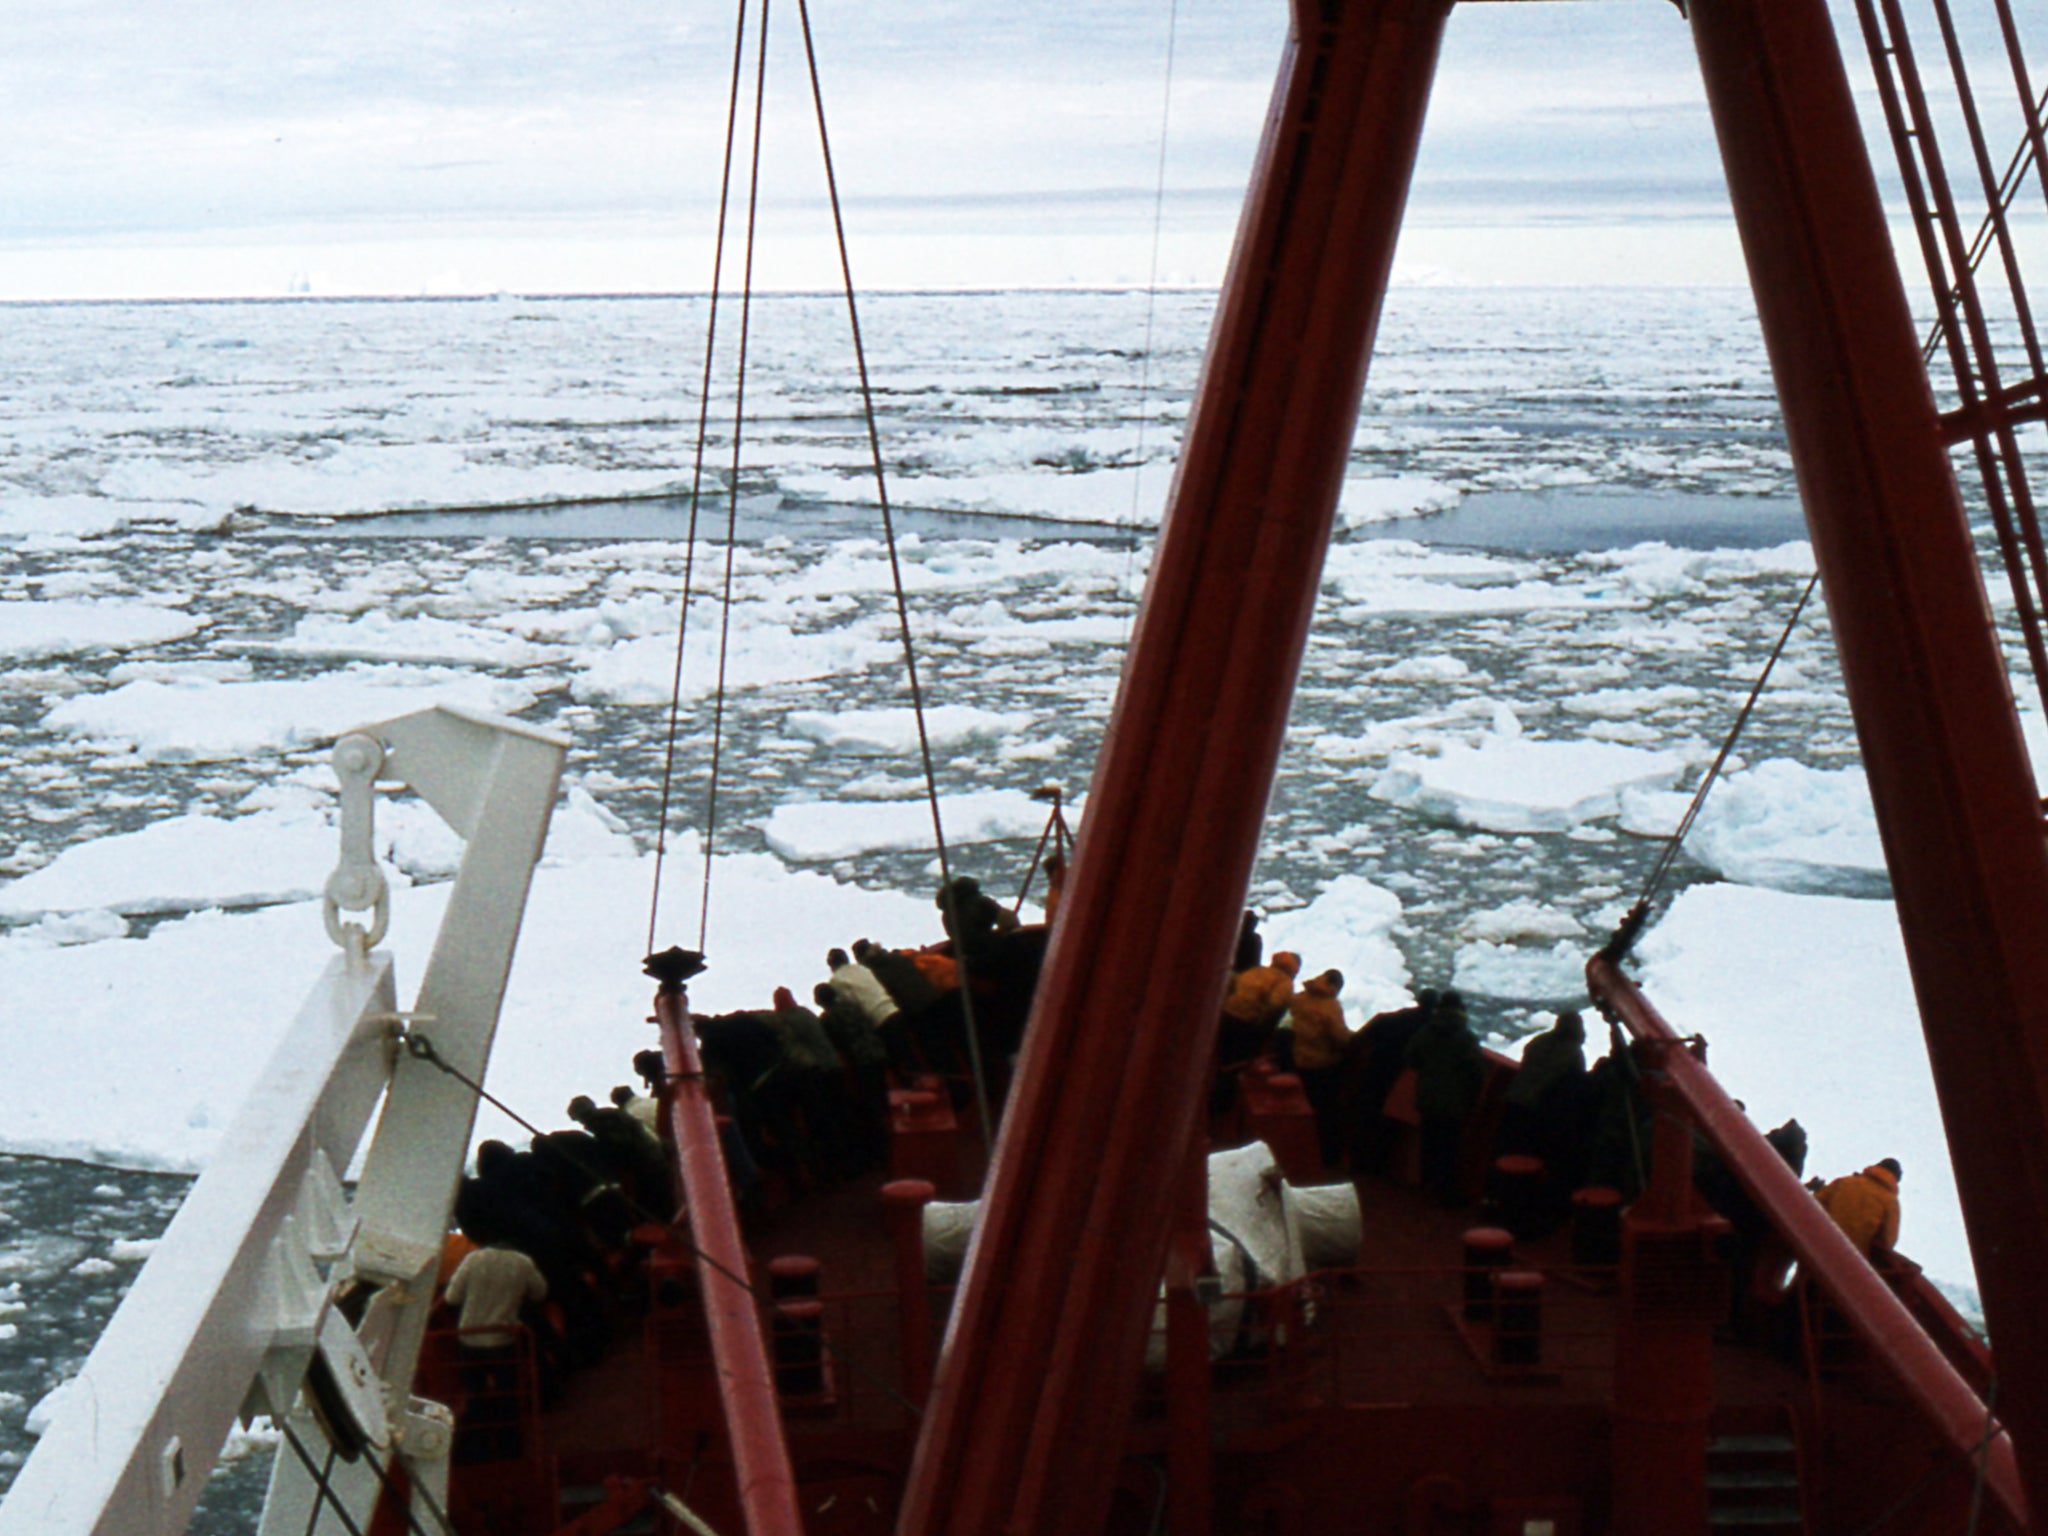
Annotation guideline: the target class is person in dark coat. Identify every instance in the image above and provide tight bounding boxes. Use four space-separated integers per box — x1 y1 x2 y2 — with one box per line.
1404 989 1484 1205
694 1009 787 1173
854 939 940 1018
816 981 890 1167
1233 910 1264 973
568 1094 669 1207
1497 1009 1586 1159
936 874 1017 969
766 986 857 1181
1699 1115 1809 1336
1347 988 1437 1174
457 1139 605 1367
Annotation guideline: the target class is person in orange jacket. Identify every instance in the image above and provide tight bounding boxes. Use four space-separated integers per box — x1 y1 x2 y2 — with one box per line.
1287 969 1351 1165
1219 950 1300 1061
1816 1158 1902 1259
1211 949 1300 1113
1286 968 1352 1073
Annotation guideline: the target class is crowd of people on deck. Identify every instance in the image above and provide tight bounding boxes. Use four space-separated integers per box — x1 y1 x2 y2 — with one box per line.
432 868 1056 1424
435 869 1911 1433
1213 915 1652 1206
437 1065 676 1410
1212 908 1907 1332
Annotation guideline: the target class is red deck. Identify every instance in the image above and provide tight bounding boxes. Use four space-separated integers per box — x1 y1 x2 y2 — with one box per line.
421 1057 2005 1536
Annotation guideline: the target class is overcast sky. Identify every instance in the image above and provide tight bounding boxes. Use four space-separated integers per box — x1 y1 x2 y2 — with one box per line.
0 0 2003 299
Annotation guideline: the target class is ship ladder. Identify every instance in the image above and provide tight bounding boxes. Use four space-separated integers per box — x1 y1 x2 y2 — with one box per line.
1705 1428 1807 1536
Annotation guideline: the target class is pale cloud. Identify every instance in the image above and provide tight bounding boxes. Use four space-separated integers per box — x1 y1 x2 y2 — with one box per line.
0 0 1991 299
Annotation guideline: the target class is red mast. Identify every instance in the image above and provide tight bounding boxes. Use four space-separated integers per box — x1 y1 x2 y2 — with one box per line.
897 0 2048 1527
1690 0 2048 1511
898 0 1454 1529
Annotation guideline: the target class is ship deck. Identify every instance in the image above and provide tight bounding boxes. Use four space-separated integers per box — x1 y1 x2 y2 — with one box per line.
423 1066 1993 1536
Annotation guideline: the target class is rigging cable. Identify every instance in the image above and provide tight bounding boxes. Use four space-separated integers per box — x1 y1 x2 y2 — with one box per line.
278 1421 371 1536
357 1442 460 1536
792 0 996 1149
1124 0 1184 573
1600 568 1822 965
648 0 756 956
692 0 777 959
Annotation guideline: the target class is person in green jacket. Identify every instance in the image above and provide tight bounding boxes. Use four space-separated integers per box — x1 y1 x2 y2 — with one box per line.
1405 989 1484 1205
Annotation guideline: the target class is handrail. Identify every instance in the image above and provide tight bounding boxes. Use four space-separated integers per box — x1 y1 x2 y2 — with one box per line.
654 987 806 1536
1588 958 2027 1533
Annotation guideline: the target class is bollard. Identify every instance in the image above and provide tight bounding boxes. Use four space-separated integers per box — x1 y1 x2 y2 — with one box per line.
772 1298 827 1398
1461 1226 1514 1322
768 1253 821 1300
883 1178 939 1403
1493 1270 1544 1366
1571 1185 1625 1267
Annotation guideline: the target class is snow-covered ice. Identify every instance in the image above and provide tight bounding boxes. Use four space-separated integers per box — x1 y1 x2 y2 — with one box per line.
760 788 1060 862
1636 882 1968 1295
1619 758 1888 896
785 705 1033 756
0 600 204 659
1372 706 1694 834
44 668 543 762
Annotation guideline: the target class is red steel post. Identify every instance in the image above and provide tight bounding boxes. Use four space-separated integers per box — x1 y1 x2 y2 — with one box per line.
1164 1125 1214 1536
1690 0 2048 1513
895 0 1453 1530
1609 1062 1718 1536
654 987 806 1536
881 1178 938 1406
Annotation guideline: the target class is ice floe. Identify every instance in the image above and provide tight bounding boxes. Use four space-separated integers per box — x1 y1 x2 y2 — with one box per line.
43 668 544 761
0 600 204 659
225 612 569 668
1619 758 1888 896
1372 706 1693 833
785 705 1034 755
760 787 1057 862
0 788 635 922
1263 875 1412 1020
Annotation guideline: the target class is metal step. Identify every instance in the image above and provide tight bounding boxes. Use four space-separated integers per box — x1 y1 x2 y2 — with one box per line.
1709 1510 1804 1529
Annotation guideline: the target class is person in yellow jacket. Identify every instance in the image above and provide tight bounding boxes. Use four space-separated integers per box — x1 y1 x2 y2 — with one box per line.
1287 969 1352 1073
1225 948 1299 1016
1286 969 1351 1165
1816 1158 1902 1259
1212 949 1300 1112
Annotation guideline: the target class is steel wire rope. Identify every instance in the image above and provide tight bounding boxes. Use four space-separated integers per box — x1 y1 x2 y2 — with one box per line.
295 1434 342 1536
278 1372 459 1536
1600 568 1822 964
648 0 756 957
1966 1371 2000 1536
356 1441 460 1536
1836 1367 2004 1536
791 0 1000 1151
279 1420 371 1536
1123 0 1184 594
690 0 777 960
397 1028 926 1422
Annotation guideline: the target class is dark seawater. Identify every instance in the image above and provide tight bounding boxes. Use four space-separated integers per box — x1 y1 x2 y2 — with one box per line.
0 1156 275 1521
278 487 1806 555
1361 488 1808 552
